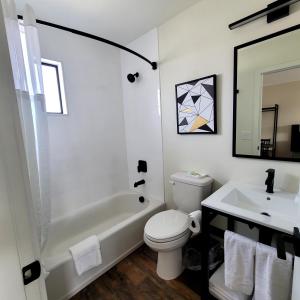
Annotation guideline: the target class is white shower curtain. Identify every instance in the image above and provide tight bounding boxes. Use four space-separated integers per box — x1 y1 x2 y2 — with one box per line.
1 0 50 250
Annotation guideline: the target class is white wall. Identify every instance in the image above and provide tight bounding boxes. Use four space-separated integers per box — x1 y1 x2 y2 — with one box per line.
38 25 129 220
158 0 300 208
121 29 164 201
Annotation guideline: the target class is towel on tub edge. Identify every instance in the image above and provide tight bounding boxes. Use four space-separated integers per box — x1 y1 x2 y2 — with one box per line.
69 235 102 276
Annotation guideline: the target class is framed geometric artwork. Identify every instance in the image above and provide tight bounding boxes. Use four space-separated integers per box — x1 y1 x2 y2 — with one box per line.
175 74 217 134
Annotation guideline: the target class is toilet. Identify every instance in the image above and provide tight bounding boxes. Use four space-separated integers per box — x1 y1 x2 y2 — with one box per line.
144 172 213 280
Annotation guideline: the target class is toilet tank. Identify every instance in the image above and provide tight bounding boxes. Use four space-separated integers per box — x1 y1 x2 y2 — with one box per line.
170 172 213 213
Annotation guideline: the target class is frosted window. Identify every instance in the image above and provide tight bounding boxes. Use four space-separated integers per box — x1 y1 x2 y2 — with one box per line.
19 22 67 114
42 63 61 113
41 60 67 114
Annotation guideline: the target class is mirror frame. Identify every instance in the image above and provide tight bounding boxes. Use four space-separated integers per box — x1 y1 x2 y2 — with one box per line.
233 24 300 162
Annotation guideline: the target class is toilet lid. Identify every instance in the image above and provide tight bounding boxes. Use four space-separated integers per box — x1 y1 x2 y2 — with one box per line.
144 210 189 241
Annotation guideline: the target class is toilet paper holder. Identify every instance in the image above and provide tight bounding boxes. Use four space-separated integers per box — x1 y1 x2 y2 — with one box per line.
188 210 202 234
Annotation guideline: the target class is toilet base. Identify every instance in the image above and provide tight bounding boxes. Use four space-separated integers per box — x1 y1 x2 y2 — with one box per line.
157 248 183 280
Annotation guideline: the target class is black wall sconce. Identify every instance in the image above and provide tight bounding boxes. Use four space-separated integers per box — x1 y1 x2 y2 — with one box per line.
229 0 300 30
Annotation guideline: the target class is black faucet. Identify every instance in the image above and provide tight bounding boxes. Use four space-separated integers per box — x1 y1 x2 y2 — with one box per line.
265 169 275 193
134 179 145 188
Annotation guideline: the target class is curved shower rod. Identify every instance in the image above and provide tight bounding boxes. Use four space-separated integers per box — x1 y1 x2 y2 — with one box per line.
17 15 158 70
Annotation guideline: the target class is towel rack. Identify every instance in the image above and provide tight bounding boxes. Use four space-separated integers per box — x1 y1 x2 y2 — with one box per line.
277 227 300 260
200 206 300 299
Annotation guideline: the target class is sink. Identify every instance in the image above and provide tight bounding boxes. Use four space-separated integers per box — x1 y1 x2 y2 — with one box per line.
202 182 300 234
222 189 263 213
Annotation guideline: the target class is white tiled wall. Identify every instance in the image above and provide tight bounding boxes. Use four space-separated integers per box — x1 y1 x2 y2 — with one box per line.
121 29 164 202
39 25 129 220
39 25 164 220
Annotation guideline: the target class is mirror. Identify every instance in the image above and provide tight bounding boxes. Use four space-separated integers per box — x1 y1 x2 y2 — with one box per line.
233 25 300 162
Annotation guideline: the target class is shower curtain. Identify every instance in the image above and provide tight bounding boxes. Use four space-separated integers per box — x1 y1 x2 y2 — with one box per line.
1 0 50 250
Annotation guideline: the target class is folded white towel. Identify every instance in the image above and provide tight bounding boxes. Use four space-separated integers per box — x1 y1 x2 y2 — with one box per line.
209 264 250 300
253 243 293 300
224 231 256 295
69 236 102 276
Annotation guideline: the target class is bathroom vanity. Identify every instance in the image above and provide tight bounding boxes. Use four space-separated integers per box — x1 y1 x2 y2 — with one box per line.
223 22 300 300
201 182 300 299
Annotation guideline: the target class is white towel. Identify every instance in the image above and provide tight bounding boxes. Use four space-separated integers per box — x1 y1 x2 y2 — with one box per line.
69 236 102 276
224 231 256 295
210 264 250 300
253 243 293 300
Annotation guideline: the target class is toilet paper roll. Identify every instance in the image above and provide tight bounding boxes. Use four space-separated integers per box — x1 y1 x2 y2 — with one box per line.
188 210 202 234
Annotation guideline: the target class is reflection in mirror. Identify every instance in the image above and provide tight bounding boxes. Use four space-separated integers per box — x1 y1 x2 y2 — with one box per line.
234 26 300 161
262 67 300 158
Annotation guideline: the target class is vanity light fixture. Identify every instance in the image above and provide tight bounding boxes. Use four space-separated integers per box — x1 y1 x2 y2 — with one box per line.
229 0 300 30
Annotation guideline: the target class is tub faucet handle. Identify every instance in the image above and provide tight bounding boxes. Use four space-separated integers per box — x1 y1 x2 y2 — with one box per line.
137 160 147 173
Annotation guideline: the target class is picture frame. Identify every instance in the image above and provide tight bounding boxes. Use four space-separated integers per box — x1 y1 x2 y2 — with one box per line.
175 74 217 134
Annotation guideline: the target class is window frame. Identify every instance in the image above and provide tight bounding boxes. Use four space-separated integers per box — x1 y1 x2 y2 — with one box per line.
41 58 68 115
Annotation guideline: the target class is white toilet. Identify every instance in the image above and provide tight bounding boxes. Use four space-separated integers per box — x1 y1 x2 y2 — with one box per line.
144 172 213 280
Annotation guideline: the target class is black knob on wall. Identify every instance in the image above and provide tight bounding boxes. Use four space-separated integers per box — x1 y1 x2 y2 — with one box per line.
137 160 147 173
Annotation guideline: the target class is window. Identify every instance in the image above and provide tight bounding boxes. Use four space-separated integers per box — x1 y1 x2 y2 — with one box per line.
19 22 67 114
41 59 67 114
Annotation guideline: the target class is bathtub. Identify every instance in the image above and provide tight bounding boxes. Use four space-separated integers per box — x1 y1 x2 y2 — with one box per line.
43 191 164 300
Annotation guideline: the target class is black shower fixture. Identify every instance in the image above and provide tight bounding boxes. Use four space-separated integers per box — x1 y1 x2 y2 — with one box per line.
127 72 139 83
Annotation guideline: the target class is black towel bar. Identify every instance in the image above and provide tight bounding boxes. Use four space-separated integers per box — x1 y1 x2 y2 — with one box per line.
276 227 300 260
201 206 300 299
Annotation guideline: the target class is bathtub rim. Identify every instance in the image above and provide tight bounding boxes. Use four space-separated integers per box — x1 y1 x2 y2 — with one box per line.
51 190 152 224
43 192 164 272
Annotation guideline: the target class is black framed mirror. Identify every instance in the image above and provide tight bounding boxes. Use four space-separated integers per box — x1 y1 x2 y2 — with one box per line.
233 24 300 162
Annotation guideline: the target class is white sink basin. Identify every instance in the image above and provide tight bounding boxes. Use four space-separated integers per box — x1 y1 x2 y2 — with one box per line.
202 182 300 234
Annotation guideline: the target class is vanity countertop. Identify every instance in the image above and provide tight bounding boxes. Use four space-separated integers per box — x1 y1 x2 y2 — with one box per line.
202 181 300 235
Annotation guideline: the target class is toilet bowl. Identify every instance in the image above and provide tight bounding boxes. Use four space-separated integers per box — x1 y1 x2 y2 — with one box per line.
144 209 191 280
144 172 213 280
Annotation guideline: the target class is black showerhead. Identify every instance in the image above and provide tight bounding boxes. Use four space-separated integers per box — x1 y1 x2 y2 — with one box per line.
127 72 139 83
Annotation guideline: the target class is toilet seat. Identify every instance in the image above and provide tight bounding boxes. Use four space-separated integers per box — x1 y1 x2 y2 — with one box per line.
145 228 190 243
144 230 190 252
144 209 189 242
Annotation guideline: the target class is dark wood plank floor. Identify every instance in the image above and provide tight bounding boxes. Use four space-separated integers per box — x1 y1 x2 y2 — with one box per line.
70 245 201 300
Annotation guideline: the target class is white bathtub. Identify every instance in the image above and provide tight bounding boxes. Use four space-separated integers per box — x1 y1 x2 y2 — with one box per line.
43 192 164 300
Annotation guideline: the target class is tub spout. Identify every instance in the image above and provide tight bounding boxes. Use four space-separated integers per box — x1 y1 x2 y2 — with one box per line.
134 180 145 188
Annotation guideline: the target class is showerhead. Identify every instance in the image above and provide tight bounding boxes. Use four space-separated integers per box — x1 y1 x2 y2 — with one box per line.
127 72 139 83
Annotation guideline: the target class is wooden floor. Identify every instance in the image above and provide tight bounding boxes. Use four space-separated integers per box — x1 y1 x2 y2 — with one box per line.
71 245 201 300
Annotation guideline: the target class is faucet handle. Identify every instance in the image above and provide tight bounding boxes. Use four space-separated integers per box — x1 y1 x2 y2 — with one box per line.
266 168 275 175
